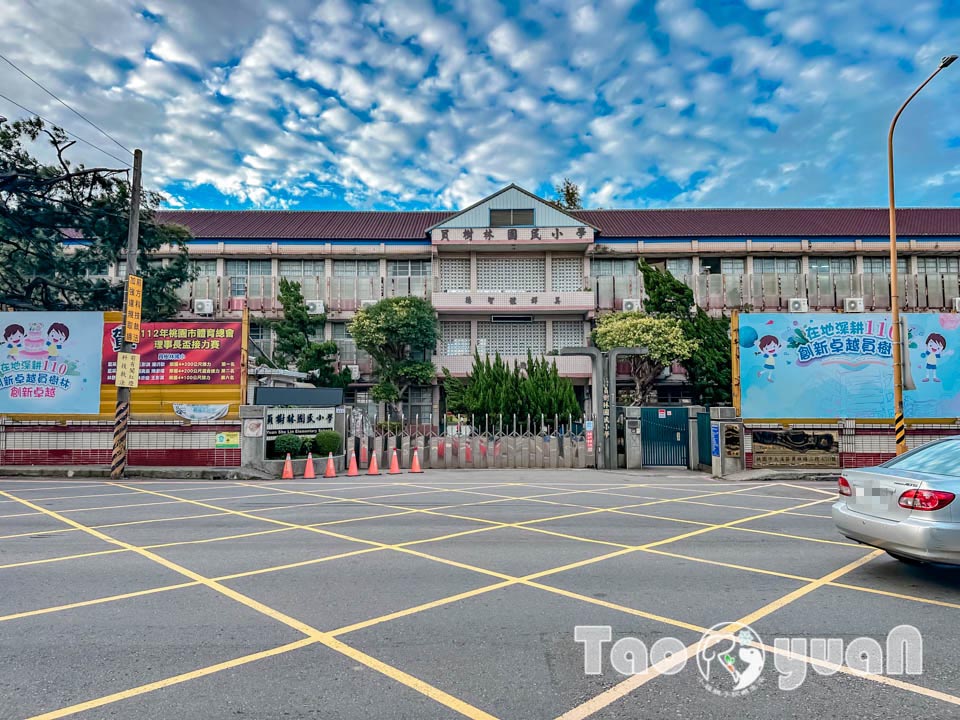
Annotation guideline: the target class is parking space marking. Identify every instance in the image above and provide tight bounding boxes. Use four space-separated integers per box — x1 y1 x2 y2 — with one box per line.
781 482 839 496
1 489 500 720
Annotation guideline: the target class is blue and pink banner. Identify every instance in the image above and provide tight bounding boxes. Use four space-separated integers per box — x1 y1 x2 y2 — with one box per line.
739 313 960 419
1 312 104 414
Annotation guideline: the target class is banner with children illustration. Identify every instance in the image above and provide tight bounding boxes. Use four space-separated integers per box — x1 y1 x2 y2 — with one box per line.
0 312 104 414
739 313 960 419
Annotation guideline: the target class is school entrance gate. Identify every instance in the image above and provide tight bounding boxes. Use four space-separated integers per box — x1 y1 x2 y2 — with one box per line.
640 407 689 467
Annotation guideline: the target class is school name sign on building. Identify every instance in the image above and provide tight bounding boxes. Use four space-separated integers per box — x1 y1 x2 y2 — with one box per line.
739 312 960 420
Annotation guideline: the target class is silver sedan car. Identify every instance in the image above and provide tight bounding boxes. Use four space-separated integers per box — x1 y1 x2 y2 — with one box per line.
833 437 960 565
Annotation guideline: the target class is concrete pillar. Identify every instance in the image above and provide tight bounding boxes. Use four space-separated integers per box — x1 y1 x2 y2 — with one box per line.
240 405 267 471
545 251 553 292
470 253 477 291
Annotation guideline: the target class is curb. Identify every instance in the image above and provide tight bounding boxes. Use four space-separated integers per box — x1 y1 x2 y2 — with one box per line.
0 466 274 481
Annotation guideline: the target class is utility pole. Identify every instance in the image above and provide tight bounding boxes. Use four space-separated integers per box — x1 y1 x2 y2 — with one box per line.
110 149 143 479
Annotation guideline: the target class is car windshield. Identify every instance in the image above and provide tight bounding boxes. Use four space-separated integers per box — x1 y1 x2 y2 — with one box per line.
883 439 960 478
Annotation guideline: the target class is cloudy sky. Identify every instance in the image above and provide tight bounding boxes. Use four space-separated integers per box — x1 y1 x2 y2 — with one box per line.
2 0 959 211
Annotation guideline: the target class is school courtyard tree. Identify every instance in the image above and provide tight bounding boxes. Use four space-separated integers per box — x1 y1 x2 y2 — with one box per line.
553 177 583 210
592 312 699 403
271 278 351 388
0 117 191 319
349 296 439 417
443 351 581 423
639 260 733 405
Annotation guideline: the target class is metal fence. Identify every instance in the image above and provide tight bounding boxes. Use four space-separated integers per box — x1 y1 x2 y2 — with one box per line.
345 414 596 470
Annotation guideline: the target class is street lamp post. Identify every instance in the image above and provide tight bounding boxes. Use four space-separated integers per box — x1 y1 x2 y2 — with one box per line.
888 54 957 456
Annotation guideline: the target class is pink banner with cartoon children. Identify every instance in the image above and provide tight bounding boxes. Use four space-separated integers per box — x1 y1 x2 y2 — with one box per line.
1 312 104 414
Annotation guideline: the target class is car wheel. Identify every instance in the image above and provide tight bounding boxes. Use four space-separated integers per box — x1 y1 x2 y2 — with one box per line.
886 551 924 565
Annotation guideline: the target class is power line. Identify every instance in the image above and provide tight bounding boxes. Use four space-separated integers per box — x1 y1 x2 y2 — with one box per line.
0 53 133 155
0 91 133 168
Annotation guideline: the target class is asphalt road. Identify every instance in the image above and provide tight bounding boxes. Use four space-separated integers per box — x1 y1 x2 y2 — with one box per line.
1 469 958 719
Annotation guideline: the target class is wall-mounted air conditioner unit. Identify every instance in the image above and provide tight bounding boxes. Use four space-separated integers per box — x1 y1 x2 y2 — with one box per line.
193 298 214 315
788 298 809 313
306 300 325 315
228 297 247 311
622 298 642 312
953 297 960 312
844 297 865 313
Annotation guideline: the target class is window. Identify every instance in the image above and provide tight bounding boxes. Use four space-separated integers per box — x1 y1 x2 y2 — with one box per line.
388 259 432 277
190 260 218 277
333 259 380 277
248 323 273 359
406 386 433 424
665 258 693 276
916 257 960 274
331 323 352 340
226 259 271 296
477 257 546 292
700 257 744 275
883 439 960 478
808 257 853 275
439 258 470 291
753 257 801 274
440 321 471 355
590 258 638 277
551 257 584 291
477 321 546 354
279 260 324 276
552 321 584 350
862 257 908 274
489 209 534 227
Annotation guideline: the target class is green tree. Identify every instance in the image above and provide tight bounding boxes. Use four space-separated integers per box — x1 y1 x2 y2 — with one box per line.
553 177 583 210
0 117 191 318
592 312 699 403
348 296 438 417
639 260 732 405
443 351 580 424
272 278 351 387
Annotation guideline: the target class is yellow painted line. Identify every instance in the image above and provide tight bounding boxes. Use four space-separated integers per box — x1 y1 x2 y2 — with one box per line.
641 547 814 583
758 641 960 707
25 639 319 720
0 548 125 570
829 580 960 610
0 581 200 623
556 548 882 720
1 489 499 720
781 482 839 496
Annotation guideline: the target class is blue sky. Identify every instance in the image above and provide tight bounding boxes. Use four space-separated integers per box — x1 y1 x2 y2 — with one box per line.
2 0 960 211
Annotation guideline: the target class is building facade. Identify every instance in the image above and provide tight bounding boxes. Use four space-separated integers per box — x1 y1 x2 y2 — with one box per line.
122 184 960 422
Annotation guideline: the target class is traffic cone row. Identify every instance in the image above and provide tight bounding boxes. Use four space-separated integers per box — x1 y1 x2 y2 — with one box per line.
281 447 425 479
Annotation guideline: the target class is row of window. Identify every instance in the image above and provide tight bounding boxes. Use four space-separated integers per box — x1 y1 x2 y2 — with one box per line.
201 259 434 278
591 257 959 277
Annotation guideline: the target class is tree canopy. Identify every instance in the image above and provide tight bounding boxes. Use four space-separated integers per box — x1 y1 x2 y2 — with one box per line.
553 178 583 210
639 260 732 405
270 278 351 388
592 312 699 403
348 296 438 416
0 117 191 319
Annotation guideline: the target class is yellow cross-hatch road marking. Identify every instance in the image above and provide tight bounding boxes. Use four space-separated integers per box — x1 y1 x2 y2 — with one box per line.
0 489 499 720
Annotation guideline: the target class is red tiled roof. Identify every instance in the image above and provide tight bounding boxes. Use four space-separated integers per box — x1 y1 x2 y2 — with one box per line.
156 210 452 240
156 207 960 240
570 207 960 237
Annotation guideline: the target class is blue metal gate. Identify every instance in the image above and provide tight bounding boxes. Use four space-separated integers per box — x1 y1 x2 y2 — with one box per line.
641 407 689 466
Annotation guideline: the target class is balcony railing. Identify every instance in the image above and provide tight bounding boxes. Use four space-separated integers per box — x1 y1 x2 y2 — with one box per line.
176 272 960 315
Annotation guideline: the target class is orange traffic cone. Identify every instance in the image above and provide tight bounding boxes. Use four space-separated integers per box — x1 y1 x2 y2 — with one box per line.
324 452 337 478
367 451 380 476
409 448 423 474
388 448 402 475
303 452 316 479
281 453 294 480
346 451 360 477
